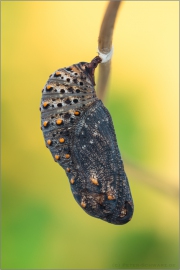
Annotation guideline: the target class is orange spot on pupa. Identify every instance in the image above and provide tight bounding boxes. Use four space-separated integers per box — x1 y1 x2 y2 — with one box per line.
81 201 86 208
59 138 65 143
46 85 53 90
47 139 52 145
90 178 99 186
43 121 48 127
43 101 49 108
108 195 115 200
65 154 70 159
56 119 63 125
70 178 75 184
55 154 60 160
74 111 80 116
55 71 61 76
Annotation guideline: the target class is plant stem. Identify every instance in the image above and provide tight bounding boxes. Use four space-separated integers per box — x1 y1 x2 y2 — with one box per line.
97 1 121 101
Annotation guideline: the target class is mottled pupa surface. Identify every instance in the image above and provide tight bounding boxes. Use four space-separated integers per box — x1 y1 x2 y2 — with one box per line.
40 56 134 225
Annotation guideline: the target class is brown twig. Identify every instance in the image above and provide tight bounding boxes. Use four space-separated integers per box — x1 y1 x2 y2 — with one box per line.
125 159 179 200
97 1 121 101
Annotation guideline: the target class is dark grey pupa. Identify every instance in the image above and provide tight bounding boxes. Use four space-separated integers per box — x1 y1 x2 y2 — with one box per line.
40 56 134 225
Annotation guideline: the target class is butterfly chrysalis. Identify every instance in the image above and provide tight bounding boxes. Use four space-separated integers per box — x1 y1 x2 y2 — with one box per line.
40 56 134 225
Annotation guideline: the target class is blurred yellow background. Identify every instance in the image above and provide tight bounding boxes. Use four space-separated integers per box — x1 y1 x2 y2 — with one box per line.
1 1 179 269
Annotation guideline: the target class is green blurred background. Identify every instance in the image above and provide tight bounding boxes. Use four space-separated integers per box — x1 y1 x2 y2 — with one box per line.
1 1 179 269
